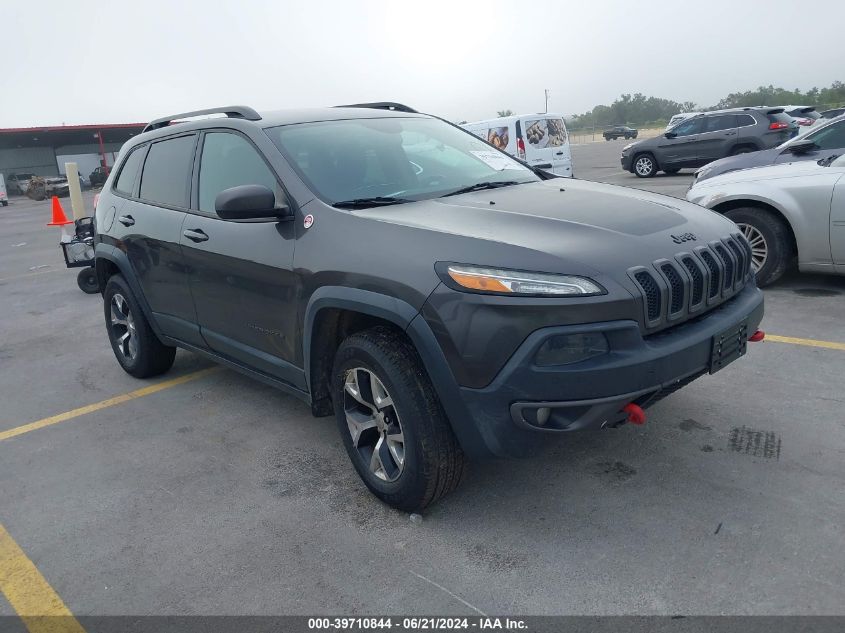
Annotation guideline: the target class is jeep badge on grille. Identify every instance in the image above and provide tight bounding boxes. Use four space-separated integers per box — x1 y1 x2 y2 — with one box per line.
671 232 698 244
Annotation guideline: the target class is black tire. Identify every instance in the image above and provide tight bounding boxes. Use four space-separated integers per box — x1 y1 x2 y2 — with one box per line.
730 145 755 156
76 267 99 294
1 201 7 207
663 168 681 175
724 207 792 286
633 153 657 178
332 326 465 512
103 274 176 378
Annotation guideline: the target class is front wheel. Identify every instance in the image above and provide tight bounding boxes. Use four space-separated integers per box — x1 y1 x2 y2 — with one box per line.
332 326 465 512
103 274 176 377
633 153 657 178
725 207 792 286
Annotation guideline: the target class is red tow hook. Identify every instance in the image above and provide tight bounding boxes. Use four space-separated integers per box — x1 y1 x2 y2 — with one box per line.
623 403 646 425
749 329 766 342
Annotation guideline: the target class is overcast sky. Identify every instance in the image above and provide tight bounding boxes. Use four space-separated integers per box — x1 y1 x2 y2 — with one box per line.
4 0 843 127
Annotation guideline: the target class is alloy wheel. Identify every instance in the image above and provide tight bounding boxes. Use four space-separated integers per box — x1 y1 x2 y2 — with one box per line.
343 368 405 482
635 156 653 176
110 293 138 360
737 223 768 272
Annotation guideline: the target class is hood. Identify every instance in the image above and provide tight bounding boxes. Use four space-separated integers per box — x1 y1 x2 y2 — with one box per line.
696 148 779 182
691 158 831 188
356 179 738 276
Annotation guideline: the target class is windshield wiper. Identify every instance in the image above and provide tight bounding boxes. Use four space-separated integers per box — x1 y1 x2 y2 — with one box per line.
441 181 522 197
818 154 840 167
332 196 414 209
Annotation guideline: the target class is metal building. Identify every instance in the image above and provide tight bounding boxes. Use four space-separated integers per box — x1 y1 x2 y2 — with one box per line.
0 123 144 184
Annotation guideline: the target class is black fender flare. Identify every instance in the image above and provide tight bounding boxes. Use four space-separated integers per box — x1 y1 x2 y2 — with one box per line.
94 243 169 343
303 287 488 458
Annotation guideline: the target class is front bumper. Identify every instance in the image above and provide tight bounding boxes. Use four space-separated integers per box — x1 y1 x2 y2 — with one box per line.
455 283 764 457
620 153 633 171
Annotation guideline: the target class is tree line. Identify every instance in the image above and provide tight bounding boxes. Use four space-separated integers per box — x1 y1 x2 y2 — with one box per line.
562 81 845 129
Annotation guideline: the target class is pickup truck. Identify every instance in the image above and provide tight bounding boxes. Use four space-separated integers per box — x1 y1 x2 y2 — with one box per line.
603 126 638 140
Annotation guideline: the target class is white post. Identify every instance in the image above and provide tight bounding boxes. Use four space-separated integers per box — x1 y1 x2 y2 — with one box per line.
65 162 86 220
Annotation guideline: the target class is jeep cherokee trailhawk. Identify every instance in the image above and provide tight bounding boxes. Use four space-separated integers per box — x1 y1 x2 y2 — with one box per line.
94 103 764 511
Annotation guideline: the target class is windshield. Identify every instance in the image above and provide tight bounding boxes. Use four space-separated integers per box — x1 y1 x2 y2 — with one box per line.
266 117 539 205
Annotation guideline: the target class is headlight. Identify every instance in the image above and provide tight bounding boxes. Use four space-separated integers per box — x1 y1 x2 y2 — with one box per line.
622 143 634 152
443 265 605 296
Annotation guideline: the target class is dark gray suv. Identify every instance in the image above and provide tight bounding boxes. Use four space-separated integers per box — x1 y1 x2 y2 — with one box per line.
621 107 798 177
94 103 764 510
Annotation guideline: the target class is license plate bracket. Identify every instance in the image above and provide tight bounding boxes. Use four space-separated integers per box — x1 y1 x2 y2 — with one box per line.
710 320 748 374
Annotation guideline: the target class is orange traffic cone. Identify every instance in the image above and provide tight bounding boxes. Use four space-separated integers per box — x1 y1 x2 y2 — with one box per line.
47 196 73 227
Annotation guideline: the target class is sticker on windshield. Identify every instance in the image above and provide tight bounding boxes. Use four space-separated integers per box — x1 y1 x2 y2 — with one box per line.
470 150 529 171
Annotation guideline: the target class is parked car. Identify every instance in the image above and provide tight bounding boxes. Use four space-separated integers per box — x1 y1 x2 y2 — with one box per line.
89 166 109 187
687 153 845 286
25 175 70 200
783 105 820 127
603 125 638 140
6 172 35 195
819 107 845 120
694 114 845 183
622 107 798 178
94 103 763 510
666 112 701 129
462 113 574 177
0 174 7 206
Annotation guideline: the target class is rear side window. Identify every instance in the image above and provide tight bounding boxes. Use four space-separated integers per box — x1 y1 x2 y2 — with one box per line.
736 114 756 127
704 115 737 132
198 132 279 213
139 135 196 208
113 147 146 196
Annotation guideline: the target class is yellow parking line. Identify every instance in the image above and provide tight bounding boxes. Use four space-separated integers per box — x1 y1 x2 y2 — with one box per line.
0 523 86 633
766 334 845 352
0 367 219 443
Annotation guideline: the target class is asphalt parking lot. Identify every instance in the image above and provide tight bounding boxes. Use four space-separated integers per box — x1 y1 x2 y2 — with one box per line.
1 144 844 621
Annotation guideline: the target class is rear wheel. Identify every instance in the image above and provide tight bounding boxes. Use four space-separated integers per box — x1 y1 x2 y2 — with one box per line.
724 207 792 286
103 274 176 377
332 326 465 512
633 153 657 178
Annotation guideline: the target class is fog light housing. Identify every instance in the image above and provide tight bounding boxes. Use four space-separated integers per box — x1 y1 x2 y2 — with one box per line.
535 332 609 366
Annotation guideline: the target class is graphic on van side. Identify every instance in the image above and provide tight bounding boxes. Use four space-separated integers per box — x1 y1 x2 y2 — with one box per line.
524 118 567 148
486 127 509 149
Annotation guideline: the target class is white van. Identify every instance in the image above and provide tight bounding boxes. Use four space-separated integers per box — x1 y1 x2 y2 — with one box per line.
0 174 7 206
462 113 574 177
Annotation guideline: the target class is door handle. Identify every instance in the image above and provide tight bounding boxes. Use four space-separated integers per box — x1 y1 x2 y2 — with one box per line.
118 215 135 226
183 229 209 243
555 151 564 155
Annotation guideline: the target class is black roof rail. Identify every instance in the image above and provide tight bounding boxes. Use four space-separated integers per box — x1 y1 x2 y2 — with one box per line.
334 102 418 114
142 105 261 133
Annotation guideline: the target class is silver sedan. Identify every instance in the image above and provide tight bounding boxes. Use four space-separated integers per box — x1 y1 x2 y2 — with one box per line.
686 154 845 286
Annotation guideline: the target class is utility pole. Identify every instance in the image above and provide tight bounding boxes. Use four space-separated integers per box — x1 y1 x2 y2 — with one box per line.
544 89 549 113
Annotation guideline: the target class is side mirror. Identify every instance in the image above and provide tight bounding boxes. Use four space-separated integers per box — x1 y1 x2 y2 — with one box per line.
788 139 818 154
664 131 677 139
214 184 292 221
